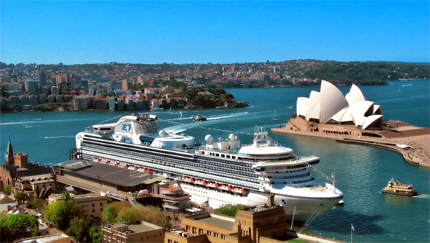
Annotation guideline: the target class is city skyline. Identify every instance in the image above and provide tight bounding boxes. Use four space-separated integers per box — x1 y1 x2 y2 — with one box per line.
1 1 429 65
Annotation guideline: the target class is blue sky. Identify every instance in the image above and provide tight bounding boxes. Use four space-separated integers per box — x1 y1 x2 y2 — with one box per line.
1 1 429 65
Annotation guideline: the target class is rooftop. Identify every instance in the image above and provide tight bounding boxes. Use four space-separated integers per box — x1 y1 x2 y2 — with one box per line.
58 160 163 187
190 213 235 229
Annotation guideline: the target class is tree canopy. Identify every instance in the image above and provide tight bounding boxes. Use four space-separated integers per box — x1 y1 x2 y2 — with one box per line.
44 200 84 230
214 204 248 217
0 213 38 242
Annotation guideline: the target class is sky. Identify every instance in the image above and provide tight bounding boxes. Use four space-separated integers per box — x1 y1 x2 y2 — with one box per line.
1 1 429 65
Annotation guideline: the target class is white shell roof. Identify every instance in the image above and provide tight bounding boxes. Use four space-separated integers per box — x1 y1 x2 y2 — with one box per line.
331 107 348 122
296 97 309 117
309 103 321 120
362 115 383 129
306 91 321 121
345 84 366 106
320 81 348 124
294 81 383 128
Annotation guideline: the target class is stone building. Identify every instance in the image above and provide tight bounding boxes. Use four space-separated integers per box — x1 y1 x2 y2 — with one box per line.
0 138 56 199
47 193 107 219
165 196 290 243
102 221 164 243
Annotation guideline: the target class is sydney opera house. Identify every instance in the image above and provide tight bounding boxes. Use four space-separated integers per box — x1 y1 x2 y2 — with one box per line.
285 81 384 137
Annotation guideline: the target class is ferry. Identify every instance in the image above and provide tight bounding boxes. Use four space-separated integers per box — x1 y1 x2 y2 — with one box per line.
73 114 343 224
381 178 417 196
194 114 207 121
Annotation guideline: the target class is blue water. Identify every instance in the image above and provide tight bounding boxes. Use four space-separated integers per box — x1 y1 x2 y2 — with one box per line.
1 80 429 242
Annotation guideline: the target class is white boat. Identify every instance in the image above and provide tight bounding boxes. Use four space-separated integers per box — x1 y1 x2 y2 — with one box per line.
73 114 343 225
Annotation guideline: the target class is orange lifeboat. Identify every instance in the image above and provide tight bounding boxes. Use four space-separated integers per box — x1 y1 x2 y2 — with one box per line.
147 169 153 174
220 185 232 190
92 157 99 162
196 180 207 185
208 182 219 187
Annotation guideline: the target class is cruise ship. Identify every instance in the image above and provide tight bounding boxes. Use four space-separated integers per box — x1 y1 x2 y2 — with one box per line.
73 114 343 224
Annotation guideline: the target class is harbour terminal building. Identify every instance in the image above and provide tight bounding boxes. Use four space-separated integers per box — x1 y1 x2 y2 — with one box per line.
285 81 384 137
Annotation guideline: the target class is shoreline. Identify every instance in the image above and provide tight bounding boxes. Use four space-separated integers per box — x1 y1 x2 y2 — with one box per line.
272 126 430 168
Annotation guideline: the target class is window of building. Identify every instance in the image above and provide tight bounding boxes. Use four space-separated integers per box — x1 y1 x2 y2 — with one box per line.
100 203 103 206
92 209 95 212
192 227 196 234
168 240 172 243
221 235 225 239
92 203 95 207
214 233 219 237
199 229 203 235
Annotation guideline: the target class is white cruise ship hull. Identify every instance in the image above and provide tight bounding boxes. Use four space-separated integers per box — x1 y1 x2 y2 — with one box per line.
74 114 343 225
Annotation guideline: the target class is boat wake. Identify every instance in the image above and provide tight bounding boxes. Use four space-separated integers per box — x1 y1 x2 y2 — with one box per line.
206 112 249 121
1 118 101 126
41 135 75 139
413 194 430 199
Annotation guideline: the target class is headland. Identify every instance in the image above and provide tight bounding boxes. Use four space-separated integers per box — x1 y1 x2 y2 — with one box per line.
272 116 430 168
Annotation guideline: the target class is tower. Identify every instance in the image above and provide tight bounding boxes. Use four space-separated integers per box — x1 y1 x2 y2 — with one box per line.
5 136 14 165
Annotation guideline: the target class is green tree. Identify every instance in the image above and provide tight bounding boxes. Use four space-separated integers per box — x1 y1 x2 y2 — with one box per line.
66 216 92 242
116 207 140 223
14 192 29 204
89 225 102 243
44 200 84 230
214 204 248 217
3 185 12 195
102 205 118 224
28 198 46 212
0 213 38 242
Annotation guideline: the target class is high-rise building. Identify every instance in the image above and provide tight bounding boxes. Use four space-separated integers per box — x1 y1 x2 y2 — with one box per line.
55 74 69 86
25 79 39 93
39 68 47 87
51 86 60 96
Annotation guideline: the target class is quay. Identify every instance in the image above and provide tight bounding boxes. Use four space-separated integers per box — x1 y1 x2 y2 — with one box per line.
272 119 430 168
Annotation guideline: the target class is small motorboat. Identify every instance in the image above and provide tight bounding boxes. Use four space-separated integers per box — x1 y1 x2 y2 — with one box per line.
194 114 207 121
381 178 417 196
336 200 344 206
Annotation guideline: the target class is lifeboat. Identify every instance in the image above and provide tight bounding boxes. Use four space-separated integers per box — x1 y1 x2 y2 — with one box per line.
233 187 246 193
108 161 117 165
100 159 108 164
196 180 207 185
128 165 137 170
147 169 153 174
119 163 127 168
184 177 195 182
137 167 145 172
220 185 232 190
208 182 219 187
92 157 99 162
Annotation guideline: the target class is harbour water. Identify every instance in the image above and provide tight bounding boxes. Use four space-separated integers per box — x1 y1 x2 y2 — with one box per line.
1 80 429 242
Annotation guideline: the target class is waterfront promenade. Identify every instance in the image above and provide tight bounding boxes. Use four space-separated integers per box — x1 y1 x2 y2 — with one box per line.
272 122 430 168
